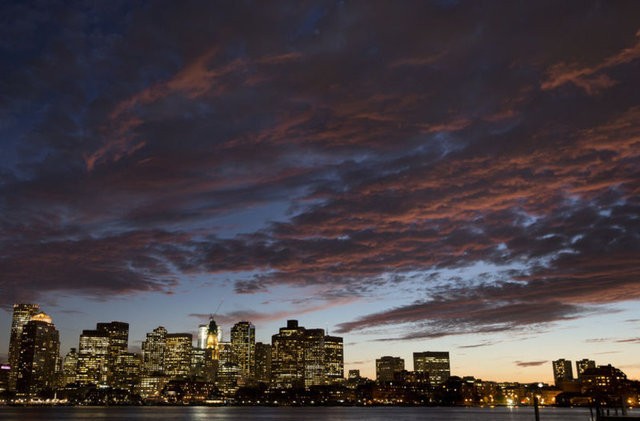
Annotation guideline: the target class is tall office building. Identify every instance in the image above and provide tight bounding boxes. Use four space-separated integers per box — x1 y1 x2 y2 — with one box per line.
113 352 141 390
164 333 192 380
230 321 255 380
62 348 78 386
271 320 344 388
376 356 405 383
8 303 39 390
413 351 451 387
271 320 307 388
142 326 167 375
552 359 574 386
254 342 271 384
197 324 209 350
15 312 60 396
324 335 344 384
576 359 596 380
96 321 129 386
206 319 223 360
304 329 325 387
76 329 110 385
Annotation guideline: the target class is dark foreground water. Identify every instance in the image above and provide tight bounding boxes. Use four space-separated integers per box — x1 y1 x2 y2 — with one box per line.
2 406 635 421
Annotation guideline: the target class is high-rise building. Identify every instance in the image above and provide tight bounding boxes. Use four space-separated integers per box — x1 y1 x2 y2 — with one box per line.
230 321 255 380
304 329 325 387
164 333 192 380
271 320 344 388
142 326 167 375
96 321 129 386
206 319 223 360
576 359 596 380
376 356 404 383
254 342 271 384
271 320 307 388
76 329 109 385
8 303 39 390
113 352 141 390
197 325 209 350
552 359 574 386
324 335 344 384
62 348 78 386
218 341 240 395
413 351 451 387
15 312 60 396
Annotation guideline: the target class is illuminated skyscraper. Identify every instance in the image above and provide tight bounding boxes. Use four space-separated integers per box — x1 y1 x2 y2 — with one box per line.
376 356 404 383
164 333 192 380
576 359 596 380
142 326 167 375
218 341 240 395
304 328 325 387
206 319 223 360
413 351 450 387
271 320 343 388
271 320 307 388
113 352 141 390
16 312 60 396
230 321 255 380
76 329 109 385
8 303 39 390
62 348 78 386
324 335 344 384
254 342 271 384
552 359 574 386
197 324 209 350
96 321 129 386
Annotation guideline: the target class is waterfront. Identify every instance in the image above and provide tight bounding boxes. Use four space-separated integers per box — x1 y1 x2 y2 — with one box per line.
1 406 633 421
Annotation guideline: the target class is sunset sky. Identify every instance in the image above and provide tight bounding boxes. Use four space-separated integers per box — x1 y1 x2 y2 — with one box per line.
1 1 639 382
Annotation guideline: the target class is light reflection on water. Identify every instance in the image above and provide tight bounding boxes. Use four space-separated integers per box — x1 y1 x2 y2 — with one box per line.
0 406 630 421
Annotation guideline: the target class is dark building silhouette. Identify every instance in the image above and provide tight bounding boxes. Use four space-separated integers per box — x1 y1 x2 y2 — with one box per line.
16 312 60 396
552 359 574 386
8 304 40 390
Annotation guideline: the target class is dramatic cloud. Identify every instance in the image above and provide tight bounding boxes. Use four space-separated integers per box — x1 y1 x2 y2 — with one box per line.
1 1 639 348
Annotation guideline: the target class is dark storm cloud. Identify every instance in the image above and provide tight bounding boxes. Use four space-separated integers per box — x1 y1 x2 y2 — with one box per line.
1 0 639 340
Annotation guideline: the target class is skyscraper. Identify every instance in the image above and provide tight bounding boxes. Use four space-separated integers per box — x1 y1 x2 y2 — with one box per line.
61 348 78 386
376 356 404 383
76 329 110 385
164 333 192 380
324 335 344 384
230 321 255 380
270 320 344 388
197 324 209 350
142 326 167 375
206 319 222 360
16 312 60 396
552 359 574 386
254 342 271 384
271 320 307 388
304 329 325 387
413 351 451 387
96 321 129 386
8 303 39 390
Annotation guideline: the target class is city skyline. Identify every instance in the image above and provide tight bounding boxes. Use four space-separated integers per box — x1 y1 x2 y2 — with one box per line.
1 1 640 384
2 302 635 386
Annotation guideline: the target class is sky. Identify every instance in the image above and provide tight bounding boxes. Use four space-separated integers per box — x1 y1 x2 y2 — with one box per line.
1 0 639 383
